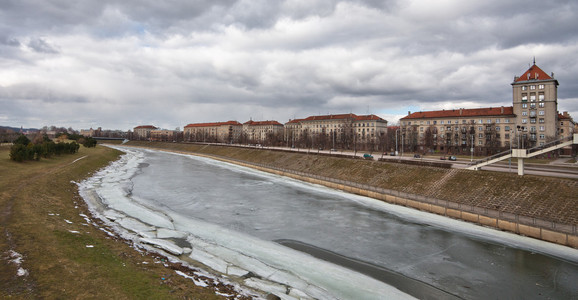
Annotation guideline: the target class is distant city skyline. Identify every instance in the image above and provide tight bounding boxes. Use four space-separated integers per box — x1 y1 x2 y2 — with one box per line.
1 1 577 131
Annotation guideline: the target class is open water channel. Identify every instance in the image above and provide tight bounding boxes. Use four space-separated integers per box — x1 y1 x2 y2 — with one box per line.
80 146 578 299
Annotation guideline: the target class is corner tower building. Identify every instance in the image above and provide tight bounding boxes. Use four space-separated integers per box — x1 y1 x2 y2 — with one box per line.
512 63 559 143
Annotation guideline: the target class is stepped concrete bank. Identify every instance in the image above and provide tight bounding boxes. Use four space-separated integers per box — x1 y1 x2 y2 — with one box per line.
119 141 578 249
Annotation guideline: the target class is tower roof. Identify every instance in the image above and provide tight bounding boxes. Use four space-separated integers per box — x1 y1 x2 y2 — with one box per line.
513 63 556 84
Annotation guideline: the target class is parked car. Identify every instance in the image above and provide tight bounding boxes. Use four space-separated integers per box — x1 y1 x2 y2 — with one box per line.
440 156 447 160
413 154 421 158
448 155 457 161
363 153 373 159
390 152 396 156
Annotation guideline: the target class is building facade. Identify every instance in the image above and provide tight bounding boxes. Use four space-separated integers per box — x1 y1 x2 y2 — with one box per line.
285 113 388 150
133 125 157 140
512 63 559 145
400 63 571 154
242 120 284 144
150 129 180 142
184 121 242 143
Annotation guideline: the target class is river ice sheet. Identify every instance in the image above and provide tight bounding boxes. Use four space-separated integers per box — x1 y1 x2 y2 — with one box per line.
79 146 578 299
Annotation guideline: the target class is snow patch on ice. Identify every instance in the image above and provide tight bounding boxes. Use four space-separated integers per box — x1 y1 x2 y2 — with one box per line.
139 238 184 256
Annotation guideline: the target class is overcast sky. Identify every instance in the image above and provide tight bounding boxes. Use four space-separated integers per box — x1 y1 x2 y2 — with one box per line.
1 0 577 131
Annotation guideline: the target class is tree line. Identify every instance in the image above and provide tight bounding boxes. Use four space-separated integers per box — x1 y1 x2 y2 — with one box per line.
8 134 97 162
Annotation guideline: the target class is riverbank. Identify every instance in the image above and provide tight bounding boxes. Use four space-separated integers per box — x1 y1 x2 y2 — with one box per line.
0 144 242 299
122 141 578 248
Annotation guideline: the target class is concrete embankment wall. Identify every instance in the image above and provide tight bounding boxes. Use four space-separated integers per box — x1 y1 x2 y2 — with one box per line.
120 144 577 249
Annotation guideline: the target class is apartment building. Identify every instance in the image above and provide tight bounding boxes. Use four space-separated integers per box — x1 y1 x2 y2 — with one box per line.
133 125 157 140
150 129 179 142
242 120 284 144
184 121 242 143
285 113 388 149
400 63 570 154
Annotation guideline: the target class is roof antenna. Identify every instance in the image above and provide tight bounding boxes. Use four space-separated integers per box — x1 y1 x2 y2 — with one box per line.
533 56 536 65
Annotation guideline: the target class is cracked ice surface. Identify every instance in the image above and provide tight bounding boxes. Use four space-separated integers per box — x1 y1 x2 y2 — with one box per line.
78 147 413 299
78 146 578 300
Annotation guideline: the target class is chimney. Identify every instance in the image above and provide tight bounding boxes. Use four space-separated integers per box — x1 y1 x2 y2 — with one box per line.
459 108 463 115
551 72 554 78
408 111 411 115
563 111 569 117
501 106 504 113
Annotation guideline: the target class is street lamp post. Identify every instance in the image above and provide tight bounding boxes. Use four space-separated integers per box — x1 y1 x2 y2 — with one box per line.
395 129 399 156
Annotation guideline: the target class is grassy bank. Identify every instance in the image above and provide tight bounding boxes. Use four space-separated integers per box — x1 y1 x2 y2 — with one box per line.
0 144 227 299
124 141 577 226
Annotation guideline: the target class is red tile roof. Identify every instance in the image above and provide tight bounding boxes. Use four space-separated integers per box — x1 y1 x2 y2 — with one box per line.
401 106 514 120
287 113 386 123
514 64 552 82
302 113 357 121
184 121 241 128
354 114 385 121
134 125 157 129
243 120 283 126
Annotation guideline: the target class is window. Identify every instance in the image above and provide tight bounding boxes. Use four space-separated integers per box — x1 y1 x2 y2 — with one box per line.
478 119 483 124
530 95 536 102
540 126 545 131
530 119 536 124
539 111 545 116
487 119 492 124
505 133 510 139
426 121 430 125
478 141 483 145
496 119 500 123
407 122 411 125
522 119 527 123
478 127 483 131
530 103 536 109
447 126 451 131
420 127 423 132
539 84 544 89
540 134 545 139
539 118 544 123
522 86 527 91
478 133 483 138
496 126 500 131
539 102 545 108
522 95 528 102
530 85 536 90
539 94 544 101
522 103 527 108
522 111 528 116
530 111 536 117
505 126 510 131
505 119 510 123
462 120 467 124
440 120 444 124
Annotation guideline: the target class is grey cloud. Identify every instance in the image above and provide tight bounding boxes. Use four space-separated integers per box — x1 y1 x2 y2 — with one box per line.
0 83 87 103
28 38 59 54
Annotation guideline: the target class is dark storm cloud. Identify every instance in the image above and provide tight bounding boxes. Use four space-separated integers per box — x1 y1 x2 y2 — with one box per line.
0 0 577 129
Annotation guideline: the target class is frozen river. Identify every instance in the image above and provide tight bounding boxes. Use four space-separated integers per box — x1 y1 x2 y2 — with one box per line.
80 146 578 299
